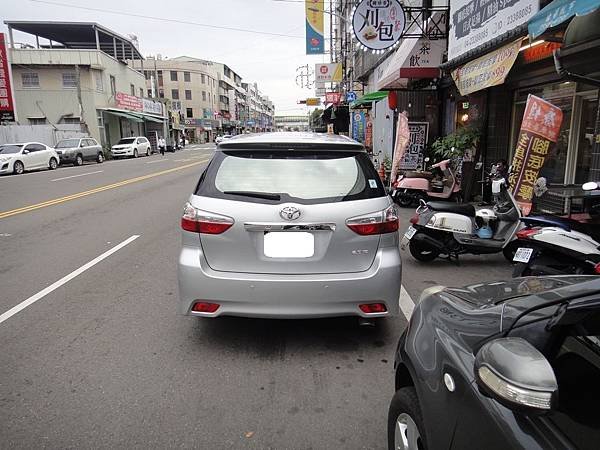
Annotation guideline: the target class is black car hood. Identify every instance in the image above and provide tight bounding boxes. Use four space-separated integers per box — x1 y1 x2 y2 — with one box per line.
444 276 598 307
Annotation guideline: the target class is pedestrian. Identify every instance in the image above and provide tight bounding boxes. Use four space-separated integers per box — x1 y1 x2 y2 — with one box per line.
158 136 166 156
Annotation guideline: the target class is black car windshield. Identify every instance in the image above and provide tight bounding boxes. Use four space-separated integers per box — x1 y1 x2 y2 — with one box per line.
198 150 385 204
117 138 136 145
0 144 23 154
55 139 80 149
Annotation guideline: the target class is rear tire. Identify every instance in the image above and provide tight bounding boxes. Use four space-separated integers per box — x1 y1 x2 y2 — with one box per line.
397 195 413 208
13 160 24 175
409 237 439 262
97 152 104 163
388 387 427 450
146 147 150 156
49 157 58 170
133 149 138 158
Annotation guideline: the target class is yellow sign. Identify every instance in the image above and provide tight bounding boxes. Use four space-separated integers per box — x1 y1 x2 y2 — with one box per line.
315 63 343 83
451 40 521 96
306 98 321 106
305 0 324 55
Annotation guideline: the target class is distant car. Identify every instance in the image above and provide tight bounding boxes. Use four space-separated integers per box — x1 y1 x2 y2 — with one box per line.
111 136 151 158
0 142 59 175
388 276 600 450
54 137 104 165
178 132 401 320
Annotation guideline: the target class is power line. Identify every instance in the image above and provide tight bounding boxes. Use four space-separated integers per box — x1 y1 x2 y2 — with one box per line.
28 0 306 38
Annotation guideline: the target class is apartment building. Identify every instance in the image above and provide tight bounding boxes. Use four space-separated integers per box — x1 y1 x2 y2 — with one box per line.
5 21 167 148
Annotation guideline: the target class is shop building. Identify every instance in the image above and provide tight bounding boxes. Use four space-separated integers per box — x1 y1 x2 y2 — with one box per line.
4 21 167 149
440 0 600 208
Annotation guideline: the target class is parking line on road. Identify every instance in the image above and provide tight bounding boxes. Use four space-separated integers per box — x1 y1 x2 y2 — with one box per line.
0 235 140 325
51 170 104 182
0 159 209 220
399 286 414 320
146 159 170 164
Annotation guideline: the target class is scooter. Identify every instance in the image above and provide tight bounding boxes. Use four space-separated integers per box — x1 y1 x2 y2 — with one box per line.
391 159 461 207
511 181 600 277
401 179 521 262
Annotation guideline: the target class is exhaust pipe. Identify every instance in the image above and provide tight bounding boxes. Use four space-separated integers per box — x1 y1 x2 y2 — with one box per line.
358 318 376 327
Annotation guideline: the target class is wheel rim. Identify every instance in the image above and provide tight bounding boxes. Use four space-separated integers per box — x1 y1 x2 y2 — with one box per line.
50 159 56 169
395 413 421 450
98 153 104 162
77 156 82 165
15 162 23 174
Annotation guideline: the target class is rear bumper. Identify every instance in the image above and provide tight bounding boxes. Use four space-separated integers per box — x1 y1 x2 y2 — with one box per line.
178 245 402 318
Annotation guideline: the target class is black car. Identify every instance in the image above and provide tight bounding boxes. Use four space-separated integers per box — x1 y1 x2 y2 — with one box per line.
388 276 600 450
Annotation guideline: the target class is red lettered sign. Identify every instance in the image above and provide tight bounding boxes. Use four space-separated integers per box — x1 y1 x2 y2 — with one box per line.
0 33 15 122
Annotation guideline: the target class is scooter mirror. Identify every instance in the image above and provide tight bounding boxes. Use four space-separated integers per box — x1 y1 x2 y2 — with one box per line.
492 179 504 194
582 181 599 191
424 157 430 162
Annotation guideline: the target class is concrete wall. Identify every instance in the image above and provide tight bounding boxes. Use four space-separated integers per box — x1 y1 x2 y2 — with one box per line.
0 124 86 146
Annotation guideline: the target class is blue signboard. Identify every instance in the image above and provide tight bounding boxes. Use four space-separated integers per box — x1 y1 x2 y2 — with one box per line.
351 111 366 142
346 91 357 103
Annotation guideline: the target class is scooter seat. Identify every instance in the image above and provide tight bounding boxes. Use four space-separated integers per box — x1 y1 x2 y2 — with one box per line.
427 201 475 217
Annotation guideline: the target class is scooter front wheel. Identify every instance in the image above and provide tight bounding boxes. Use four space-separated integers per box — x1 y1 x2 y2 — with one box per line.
409 238 440 262
397 195 414 208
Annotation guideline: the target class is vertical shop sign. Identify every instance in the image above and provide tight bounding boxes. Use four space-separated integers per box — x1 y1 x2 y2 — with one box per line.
390 112 410 183
509 95 563 216
352 111 366 142
365 112 373 149
306 0 324 54
399 122 429 170
0 33 16 122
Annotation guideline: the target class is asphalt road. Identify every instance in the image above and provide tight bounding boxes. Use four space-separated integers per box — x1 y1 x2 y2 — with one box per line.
0 145 513 449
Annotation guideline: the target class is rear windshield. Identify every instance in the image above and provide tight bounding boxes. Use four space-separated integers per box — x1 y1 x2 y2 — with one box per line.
195 150 386 204
55 139 80 149
117 138 135 145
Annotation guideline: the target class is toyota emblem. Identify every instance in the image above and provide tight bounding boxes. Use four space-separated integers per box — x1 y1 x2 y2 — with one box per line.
280 206 301 221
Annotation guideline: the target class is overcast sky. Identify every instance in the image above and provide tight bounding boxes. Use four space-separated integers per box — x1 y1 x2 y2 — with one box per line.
2 0 332 115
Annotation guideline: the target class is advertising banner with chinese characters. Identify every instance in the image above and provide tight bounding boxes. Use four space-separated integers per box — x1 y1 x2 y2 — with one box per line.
325 92 342 105
451 40 521 97
0 33 15 122
351 111 367 142
315 63 342 83
142 98 163 115
305 0 324 54
115 92 143 112
448 0 538 61
352 0 405 51
390 112 410 183
399 122 429 171
509 95 563 216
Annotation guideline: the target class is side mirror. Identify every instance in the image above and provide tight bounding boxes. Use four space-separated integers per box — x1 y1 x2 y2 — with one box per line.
582 181 599 191
80 143 86 147
475 337 557 412
23 150 30 155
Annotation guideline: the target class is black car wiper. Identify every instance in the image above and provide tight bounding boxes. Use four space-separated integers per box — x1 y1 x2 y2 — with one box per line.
223 191 281 201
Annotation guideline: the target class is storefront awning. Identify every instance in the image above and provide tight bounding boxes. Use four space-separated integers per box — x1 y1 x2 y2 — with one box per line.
350 91 388 109
528 0 600 40
102 109 143 123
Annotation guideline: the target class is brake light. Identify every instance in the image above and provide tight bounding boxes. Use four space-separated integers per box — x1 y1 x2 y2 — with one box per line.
516 227 541 239
346 205 399 235
181 202 234 234
192 301 220 313
594 263 600 274
359 303 388 313
409 214 419 225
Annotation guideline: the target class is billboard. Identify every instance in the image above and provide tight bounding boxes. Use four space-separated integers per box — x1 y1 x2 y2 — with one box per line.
0 33 15 122
509 95 563 216
305 0 324 54
352 0 405 51
315 63 342 83
448 0 538 62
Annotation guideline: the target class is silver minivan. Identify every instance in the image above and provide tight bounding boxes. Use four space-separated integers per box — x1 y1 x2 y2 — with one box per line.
178 133 401 320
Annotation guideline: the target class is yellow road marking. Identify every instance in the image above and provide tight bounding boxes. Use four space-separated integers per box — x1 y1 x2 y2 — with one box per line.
0 158 209 220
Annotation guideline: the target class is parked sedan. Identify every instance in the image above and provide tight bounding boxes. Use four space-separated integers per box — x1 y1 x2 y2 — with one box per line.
388 276 600 450
110 136 151 158
178 132 401 321
54 137 104 165
0 142 59 175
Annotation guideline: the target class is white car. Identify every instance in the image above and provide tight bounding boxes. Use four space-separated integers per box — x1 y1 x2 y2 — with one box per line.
0 142 60 175
110 136 152 158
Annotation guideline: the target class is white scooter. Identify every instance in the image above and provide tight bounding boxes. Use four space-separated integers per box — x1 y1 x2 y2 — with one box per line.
512 181 600 277
401 179 521 262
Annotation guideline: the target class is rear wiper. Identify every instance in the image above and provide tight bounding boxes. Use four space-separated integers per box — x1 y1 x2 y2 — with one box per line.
223 190 281 200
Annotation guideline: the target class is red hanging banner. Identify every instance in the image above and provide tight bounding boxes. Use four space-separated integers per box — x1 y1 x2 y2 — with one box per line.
0 33 16 122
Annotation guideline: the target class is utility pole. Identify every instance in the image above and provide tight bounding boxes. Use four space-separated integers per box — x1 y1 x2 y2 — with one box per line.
75 64 89 134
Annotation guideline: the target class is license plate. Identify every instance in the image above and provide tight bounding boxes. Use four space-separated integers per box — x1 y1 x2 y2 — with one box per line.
513 247 534 263
264 232 314 258
404 226 417 240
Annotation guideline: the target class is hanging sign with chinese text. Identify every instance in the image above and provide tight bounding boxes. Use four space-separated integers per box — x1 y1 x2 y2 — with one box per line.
0 33 15 122
509 95 563 216
325 92 342 105
351 111 366 142
115 92 143 112
305 0 325 54
352 0 405 51
390 112 410 183
399 122 429 171
451 40 521 97
315 63 342 83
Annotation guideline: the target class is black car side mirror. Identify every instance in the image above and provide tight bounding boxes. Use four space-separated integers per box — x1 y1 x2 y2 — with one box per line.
474 337 557 412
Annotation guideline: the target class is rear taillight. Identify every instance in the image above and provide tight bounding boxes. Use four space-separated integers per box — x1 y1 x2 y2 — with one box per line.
192 301 220 313
346 205 399 235
359 303 388 314
181 202 234 234
516 227 541 239
409 214 419 225
594 263 600 274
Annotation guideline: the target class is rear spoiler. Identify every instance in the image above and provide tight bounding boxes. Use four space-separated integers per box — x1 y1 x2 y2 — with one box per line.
219 142 365 151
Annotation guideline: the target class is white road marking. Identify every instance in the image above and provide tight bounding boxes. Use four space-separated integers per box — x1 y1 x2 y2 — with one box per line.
51 170 103 182
146 159 170 164
399 286 415 320
0 235 140 325
174 159 191 162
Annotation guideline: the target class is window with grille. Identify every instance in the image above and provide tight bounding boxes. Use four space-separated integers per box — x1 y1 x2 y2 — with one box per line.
62 72 77 88
22 72 39 88
185 90 192 100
